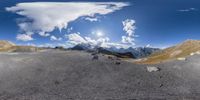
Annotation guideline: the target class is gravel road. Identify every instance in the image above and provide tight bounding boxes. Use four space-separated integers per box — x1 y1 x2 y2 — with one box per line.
0 50 200 100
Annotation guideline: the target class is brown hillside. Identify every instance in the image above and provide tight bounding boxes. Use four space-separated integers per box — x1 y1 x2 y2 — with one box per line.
136 40 200 64
0 40 38 52
0 40 15 52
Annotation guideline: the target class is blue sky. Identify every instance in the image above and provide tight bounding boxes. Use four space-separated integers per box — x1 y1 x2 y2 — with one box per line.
0 0 200 48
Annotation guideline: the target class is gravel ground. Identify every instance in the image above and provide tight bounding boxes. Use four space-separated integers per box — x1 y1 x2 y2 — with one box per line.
0 50 200 100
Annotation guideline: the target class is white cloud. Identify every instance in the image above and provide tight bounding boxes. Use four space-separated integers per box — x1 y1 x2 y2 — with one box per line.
122 19 136 36
106 43 130 49
66 33 106 46
66 32 131 49
121 19 136 45
50 35 62 41
39 32 50 37
145 44 151 47
178 8 198 12
6 2 129 41
66 32 87 45
16 34 34 41
85 17 98 22
121 36 135 45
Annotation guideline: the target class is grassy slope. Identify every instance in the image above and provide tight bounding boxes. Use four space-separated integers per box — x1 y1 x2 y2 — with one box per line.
136 40 200 64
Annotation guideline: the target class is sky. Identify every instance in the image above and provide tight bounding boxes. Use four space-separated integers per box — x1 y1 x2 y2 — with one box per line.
0 0 200 48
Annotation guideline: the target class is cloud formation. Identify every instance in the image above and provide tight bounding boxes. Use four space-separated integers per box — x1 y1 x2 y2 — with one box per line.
6 2 129 41
66 32 130 49
121 19 136 45
85 17 98 22
16 34 33 41
50 35 62 41
66 32 87 44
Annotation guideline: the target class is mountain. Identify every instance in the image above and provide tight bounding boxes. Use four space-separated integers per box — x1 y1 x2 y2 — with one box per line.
0 40 38 52
70 44 95 51
106 47 160 58
0 40 15 51
97 47 135 58
70 43 160 58
136 40 200 64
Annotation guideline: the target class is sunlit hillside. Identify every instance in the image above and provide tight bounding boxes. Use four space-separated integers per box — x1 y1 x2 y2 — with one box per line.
136 40 200 64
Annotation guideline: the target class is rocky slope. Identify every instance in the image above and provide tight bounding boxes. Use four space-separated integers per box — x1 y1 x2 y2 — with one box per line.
0 40 38 52
136 40 200 64
0 40 15 51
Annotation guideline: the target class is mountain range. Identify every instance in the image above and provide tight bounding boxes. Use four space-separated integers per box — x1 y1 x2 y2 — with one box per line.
1 40 200 64
70 43 160 58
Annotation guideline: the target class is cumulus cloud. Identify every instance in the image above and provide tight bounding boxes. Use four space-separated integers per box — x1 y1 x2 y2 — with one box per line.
121 36 135 45
178 8 198 12
66 32 130 49
16 34 34 41
6 2 129 41
66 32 87 44
122 19 136 36
50 35 62 41
121 19 136 45
39 32 50 37
85 17 98 22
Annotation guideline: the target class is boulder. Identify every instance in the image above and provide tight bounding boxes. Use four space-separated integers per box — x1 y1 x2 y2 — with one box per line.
147 66 160 72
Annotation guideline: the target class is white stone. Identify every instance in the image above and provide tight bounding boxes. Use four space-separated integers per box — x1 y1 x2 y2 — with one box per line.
196 51 200 55
190 53 195 56
147 66 159 72
177 57 186 61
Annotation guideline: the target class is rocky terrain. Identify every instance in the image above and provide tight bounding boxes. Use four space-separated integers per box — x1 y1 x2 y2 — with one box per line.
135 40 200 64
0 50 200 99
0 40 38 52
0 40 200 99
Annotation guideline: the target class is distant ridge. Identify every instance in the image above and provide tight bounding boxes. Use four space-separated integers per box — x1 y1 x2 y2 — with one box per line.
0 40 38 52
136 40 200 64
70 43 160 58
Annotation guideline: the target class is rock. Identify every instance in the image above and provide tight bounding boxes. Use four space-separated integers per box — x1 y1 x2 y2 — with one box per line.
190 53 195 56
159 84 163 87
55 46 65 50
147 66 160 72
108 56 113 60
115 61 121 65
92 55 99 60
196 51 200 55
177 57 186 61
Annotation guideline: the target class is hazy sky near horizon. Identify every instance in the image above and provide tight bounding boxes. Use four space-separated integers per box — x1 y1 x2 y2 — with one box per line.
0 0 200 48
